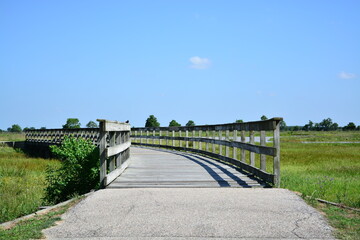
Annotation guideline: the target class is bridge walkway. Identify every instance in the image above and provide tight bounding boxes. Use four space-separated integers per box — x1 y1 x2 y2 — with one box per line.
108 147 266 188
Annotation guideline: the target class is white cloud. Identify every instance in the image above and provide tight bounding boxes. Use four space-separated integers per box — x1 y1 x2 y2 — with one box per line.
338 71 357 79
189 56 211 69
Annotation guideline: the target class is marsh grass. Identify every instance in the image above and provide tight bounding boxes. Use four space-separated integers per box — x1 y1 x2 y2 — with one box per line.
0 146 60 223
281 132 360 208
0 132 25 142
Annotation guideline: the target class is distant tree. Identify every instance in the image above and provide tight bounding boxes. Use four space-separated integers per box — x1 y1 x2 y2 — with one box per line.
357 126 360 131
23 127 35 131
235 119 244 123
169 120 181 127
260 115 268 121
86 121 98 128
280 121 287 131
40 127 47 130
186 120 195 127
145 115 160 127
343 122 356 131
8 124 22 132
293 126 300 131
303 120 314 131
63 118 81 129
0 129 3 132
318 118 338 131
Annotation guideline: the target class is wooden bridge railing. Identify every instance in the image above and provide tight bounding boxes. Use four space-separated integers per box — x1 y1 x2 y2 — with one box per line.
131 118 282 187
97 119 131 187
25 128 100 145
24 119 131 187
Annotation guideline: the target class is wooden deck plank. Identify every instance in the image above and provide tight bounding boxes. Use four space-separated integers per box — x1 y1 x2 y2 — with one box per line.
107 147 266 188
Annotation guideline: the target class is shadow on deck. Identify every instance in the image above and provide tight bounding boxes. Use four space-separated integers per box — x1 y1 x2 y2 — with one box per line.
108 147 267 188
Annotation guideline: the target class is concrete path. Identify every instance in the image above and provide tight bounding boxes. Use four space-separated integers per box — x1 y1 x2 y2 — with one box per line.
43 188 334 239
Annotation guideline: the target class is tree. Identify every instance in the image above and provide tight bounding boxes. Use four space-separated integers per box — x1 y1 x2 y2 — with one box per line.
86 121 98 128
169 120 181 127
23 127 35 131
40 127 47 130
145 115 160 127
280 121 287 131
260 115 268 121
318 118 338 131
62 118 81 129
303 120 314 131
343 122 356 131
8 124 22 132
235 119 243 123
186 120 195 127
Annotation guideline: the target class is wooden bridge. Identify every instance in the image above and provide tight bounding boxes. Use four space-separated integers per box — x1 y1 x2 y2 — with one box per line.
25 118 282 188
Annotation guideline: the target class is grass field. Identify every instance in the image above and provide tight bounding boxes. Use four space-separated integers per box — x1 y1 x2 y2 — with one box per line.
0 132 25 142
0 146 60 223
280 131 360 208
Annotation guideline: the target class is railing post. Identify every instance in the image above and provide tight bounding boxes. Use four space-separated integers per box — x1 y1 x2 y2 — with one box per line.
233 130 237 159
240 130 245 162
212 130 215 153
219 130 222 155
152 130 155 144
109 132 116 171
273 121 281 187
99 121 107 188
172 130 175 147
260 130 266 171
249 130 255 166
159 130 162 145
199 130 202 150
225 130 229 157
116 131 122 167
206 130 209 152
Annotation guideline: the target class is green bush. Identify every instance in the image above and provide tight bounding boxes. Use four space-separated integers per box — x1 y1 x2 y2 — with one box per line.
44 136 99 204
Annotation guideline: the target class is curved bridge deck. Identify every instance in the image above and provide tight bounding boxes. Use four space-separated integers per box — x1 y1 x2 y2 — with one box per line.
108 147 266 188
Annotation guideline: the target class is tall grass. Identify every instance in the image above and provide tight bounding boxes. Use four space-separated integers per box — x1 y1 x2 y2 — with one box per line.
0 132 25 142
0 146 60 223
281 132 360 208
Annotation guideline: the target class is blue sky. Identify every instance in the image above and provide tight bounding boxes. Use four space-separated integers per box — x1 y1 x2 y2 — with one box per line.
1 0 359 129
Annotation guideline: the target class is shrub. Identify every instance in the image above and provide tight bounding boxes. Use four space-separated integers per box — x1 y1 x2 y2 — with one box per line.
44 136 99 204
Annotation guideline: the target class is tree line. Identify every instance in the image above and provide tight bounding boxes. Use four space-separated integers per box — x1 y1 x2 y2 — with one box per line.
1 118 99 133
2 116 359 132
144 115 360 131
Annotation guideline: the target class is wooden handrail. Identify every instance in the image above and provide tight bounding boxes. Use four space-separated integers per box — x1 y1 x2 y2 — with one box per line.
131 118 282 187
97 119 131 187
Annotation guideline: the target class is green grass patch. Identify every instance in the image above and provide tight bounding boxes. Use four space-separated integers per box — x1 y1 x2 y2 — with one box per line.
310 202 360 240
0 197 82 240
0 132 25 142
0 146 60 223
281 136 360 208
